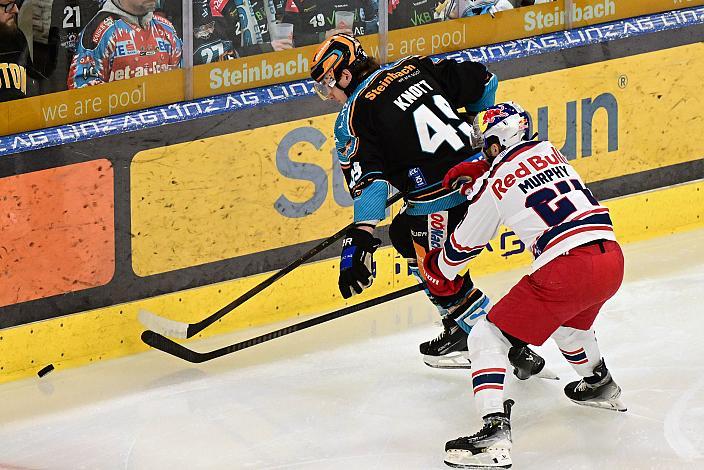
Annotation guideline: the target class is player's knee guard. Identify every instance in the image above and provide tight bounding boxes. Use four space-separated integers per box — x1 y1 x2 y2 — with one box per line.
552 326 602 376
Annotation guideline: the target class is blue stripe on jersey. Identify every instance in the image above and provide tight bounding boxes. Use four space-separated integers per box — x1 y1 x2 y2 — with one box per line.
465 73 498 113
444 242 484 266
353 179 389 222
405 191 467 216
534 213 613 256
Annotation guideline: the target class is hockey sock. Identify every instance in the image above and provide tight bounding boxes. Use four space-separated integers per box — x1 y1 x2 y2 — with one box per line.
468 318 512 416
453 290 491 334
552 327 602 377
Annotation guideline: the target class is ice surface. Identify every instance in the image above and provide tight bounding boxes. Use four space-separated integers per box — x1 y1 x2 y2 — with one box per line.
1 229 703 469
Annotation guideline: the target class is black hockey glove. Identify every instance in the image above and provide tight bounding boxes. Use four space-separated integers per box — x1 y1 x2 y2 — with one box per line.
339 225 381 299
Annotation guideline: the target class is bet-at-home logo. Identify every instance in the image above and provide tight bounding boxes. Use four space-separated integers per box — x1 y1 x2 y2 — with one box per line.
524 0 616 31
274 93 618 218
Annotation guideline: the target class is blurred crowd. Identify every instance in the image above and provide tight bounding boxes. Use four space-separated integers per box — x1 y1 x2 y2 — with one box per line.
0 0 555 101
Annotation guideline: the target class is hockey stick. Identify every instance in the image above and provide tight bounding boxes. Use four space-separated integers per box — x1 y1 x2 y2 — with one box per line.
141 284 424 363
138 191 405 339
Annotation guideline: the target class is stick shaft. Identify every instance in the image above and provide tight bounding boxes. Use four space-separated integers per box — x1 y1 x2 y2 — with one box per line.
142 284 424 363
185 191 404 337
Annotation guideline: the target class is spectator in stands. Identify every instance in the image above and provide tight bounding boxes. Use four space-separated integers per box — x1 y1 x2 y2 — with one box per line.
156 0 183 37
0 0 37 100
515 0 555 6
249 0 286 43
40 0 102 93
440 0 553 20
441 0 513 20
388 0 442 30
283 0 377 47
192 0 292 65
67 0 183 88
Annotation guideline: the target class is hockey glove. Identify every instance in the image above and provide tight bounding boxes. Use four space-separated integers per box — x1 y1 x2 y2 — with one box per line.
442 160 490 196
339 225 382 299
422 248 465 298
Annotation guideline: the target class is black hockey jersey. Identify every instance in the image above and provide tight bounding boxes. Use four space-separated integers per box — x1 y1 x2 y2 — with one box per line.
388 0 441 30
193 0 264 64
44 0 102 92
282 0 377 47
334 55 495 221
0 29 34 101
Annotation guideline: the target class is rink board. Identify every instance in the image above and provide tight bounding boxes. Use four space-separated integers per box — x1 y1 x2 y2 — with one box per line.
2 16 704 382
130 42 704 276
0 181 702 383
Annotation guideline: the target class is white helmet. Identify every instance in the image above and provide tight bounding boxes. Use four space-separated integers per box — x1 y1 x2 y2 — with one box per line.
473 102 531 155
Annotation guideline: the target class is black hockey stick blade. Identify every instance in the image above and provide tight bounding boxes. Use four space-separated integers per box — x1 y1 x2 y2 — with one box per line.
138 191 404 339
142 284 424 363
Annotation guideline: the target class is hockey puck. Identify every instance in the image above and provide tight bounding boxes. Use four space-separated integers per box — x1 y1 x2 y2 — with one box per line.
37 364 55 378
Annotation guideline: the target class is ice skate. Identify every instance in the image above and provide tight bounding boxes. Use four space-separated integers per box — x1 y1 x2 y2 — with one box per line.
420 315 471 369
564 359 626 412
508 346 559 381
420 289 491 369
444 400 514 469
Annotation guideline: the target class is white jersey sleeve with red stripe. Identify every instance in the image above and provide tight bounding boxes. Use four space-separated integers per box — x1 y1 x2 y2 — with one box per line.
437 140 616 280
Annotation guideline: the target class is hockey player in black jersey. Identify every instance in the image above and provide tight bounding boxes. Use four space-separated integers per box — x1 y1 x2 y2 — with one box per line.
309 34 551 374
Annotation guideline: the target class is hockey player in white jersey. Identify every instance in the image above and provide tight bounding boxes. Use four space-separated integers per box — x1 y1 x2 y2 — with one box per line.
421 102 626 468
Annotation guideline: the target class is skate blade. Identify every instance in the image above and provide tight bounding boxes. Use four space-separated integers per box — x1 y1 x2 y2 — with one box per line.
535 366 560 381
444 449 512 468
424 352 471 369
444 464 511 470
569 397 627 412
513 365 560 381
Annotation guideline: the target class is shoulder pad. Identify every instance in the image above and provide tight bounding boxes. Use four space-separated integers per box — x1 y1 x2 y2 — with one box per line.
81 12 117 49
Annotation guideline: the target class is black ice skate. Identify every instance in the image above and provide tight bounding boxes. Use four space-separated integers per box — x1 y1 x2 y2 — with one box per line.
420 314 471 369
420 289 489 369
444 400 514 469
564 359 626 412
508 346 559 381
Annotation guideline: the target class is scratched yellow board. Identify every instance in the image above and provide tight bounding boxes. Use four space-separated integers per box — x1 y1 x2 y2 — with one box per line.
129 116 378 276
2 181 702 384
495 41 704 183
0 69 185 136
132 43 704 276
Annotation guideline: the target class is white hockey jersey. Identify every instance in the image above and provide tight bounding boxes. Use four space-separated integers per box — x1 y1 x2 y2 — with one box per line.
438 140 617 279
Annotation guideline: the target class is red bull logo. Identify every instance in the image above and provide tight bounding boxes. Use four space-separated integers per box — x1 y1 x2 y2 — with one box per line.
482 106 509 125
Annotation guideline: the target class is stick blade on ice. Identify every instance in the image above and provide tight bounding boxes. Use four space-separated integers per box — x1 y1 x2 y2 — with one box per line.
137 309 189 339
141 330 206 363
